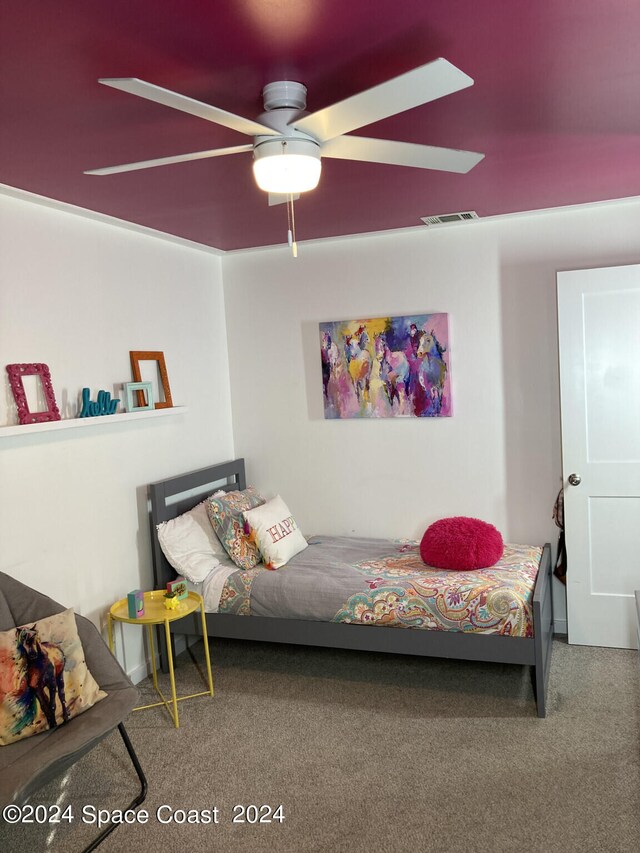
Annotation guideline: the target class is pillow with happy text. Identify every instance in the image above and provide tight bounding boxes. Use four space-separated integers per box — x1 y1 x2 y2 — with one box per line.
420 516 504 571
243 495 308 569
0 609 106 746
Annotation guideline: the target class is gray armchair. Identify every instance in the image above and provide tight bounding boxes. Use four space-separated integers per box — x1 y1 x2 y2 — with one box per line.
0 572 147 851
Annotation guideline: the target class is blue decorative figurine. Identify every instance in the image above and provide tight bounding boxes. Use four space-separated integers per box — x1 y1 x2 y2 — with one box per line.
79 388 119 417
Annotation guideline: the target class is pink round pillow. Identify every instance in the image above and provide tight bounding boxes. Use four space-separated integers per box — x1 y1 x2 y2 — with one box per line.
420 516 503 570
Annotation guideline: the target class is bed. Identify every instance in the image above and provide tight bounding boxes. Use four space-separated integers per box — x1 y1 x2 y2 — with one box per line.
149 458 554 717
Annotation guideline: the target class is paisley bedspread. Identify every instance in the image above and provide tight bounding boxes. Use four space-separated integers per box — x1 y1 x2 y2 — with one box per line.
217 536 542 637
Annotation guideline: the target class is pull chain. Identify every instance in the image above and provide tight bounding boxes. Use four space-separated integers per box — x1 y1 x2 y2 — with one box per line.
286 194 298 258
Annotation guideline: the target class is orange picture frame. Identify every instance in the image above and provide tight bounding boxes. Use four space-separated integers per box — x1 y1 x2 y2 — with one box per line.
129 351 173 409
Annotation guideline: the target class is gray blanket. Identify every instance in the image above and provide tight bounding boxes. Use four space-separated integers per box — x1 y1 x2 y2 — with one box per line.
218 536 541 636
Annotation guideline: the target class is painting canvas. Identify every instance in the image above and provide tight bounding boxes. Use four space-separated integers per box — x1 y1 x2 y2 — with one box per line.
320 313 451 419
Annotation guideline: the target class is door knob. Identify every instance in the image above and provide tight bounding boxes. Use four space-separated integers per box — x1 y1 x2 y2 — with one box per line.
568 473 582 486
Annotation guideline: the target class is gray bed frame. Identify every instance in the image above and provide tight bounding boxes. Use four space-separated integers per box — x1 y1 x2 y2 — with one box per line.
149 458 554 717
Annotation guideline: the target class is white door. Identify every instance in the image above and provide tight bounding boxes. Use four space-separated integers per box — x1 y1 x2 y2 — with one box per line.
558 264 640 649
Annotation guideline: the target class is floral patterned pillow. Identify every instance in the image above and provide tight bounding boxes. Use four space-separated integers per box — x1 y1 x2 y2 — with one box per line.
206 486 266 569
0 609 106 745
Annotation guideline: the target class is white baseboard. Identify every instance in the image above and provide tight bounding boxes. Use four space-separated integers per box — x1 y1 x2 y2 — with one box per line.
128 659 153 685
554 618 567 636
127 634 197 684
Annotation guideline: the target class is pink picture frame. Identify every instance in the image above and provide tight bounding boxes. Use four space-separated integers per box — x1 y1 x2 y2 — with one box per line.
6 363 61 425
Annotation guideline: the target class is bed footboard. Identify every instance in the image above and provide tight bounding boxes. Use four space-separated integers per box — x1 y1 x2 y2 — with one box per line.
531 543 553 717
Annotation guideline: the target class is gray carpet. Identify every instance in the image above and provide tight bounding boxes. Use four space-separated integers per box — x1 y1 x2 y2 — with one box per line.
2 637 639 853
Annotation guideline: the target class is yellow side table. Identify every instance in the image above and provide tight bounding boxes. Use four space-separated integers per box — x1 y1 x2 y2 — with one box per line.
108 590 214 728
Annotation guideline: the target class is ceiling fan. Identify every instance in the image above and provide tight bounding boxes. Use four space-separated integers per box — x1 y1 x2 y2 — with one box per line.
85 58 484 199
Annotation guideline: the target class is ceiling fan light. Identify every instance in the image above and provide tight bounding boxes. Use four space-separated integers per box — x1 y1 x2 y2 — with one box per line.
253 138 321 193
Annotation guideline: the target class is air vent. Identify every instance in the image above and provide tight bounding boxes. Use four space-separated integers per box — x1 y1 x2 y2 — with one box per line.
420 211 479 226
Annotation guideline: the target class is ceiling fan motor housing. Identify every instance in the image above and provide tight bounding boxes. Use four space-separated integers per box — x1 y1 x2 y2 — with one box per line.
262 81 307 111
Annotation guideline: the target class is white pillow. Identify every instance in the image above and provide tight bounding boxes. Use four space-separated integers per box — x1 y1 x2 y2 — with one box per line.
156 494 228 583
243 495 308 569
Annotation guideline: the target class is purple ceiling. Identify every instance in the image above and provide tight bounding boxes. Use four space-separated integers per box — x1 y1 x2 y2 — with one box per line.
2 1 640 251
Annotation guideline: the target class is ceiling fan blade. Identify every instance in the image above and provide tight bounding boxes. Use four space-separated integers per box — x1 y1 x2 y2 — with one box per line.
322 135 484 174
268 192 301 207
84 144 253 175
292 59 474 142
98 78 279 137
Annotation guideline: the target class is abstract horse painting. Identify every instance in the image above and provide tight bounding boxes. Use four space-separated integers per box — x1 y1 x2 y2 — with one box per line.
319 313 451 418
13 625 68 734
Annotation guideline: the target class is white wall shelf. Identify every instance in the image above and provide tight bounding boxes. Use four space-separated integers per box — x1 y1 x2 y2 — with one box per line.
0 406 188 438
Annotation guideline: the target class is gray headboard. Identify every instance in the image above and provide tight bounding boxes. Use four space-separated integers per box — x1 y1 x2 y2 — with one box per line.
148 458 246 590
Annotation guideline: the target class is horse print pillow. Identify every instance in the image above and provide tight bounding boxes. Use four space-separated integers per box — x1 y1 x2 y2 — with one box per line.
207 486 266 570
0 608 106 746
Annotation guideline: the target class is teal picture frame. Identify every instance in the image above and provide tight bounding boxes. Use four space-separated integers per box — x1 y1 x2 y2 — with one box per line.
124 381 154 413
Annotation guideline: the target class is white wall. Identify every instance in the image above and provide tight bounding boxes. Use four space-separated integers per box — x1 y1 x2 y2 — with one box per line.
0 192 234 680
222 198 640 633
